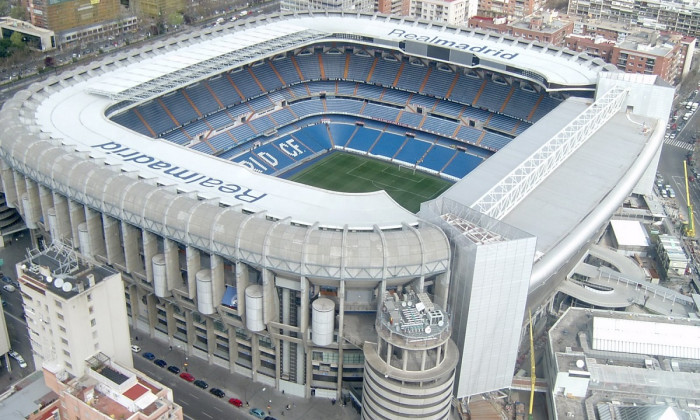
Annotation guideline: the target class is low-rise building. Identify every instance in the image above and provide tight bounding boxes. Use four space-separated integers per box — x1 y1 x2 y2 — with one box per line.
29 353 183 420
0 17 55 51
546 308 700 419
656 234 689 277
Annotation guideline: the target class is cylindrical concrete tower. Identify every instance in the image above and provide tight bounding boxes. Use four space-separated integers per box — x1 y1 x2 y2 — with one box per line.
196 269 215 315
152 254 169 297
312 298 335 346
362 290 458 419
245 284 264 332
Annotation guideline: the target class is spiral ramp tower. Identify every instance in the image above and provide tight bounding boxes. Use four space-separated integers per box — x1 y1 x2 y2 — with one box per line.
362 290 458 419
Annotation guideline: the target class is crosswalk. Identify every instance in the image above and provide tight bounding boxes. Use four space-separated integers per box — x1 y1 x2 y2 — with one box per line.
664 138 695 151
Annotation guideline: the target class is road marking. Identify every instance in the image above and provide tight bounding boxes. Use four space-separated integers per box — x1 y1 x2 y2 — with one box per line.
180 400 189 406
202 413 213 419
189 393 199 399
213 406 223 412
664 138 695 151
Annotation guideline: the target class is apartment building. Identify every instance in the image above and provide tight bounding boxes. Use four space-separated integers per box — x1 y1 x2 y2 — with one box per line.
567 0 700 37
17 242 133 379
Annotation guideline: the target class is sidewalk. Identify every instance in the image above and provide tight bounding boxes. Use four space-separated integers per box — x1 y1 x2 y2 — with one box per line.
131 327 361 420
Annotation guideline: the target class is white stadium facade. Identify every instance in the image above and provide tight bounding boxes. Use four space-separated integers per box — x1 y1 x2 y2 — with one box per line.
0 11 673 419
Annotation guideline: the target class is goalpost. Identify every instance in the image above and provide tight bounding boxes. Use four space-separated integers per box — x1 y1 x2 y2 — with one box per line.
398 164 417 175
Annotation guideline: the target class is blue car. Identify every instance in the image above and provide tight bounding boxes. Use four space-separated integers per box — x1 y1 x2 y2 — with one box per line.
154 359 167 368
142 352 155 360
249 408 266 419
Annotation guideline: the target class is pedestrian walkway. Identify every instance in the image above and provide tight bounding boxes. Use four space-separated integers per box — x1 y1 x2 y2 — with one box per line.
664 138 694 151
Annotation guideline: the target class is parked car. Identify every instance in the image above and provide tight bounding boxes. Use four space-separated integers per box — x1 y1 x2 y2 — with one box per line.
250 408 266 419
1 275 12 283
180 372 195 382
3 284 16 292
228 398 243 407
142 352 156 360
209 388 225 398
167 365 181 374
8 350 27 368
154 359 167 368
130 345 141 353
193 379 208 389
264 417 277 420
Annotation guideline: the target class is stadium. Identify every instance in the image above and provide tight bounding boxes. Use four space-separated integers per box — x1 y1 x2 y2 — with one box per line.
0 11 673 419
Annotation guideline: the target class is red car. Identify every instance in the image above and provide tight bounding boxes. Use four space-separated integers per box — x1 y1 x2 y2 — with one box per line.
179 372 195 382
228 398 243 407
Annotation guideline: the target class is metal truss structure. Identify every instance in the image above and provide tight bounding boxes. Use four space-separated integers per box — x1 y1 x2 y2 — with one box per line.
472 85 628 220
87 29 327 105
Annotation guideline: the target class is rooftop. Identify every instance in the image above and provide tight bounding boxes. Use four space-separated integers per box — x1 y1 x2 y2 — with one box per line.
18 242 118 300
548 308 700 419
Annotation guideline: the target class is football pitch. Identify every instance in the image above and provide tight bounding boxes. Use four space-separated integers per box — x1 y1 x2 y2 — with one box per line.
289 152 453 213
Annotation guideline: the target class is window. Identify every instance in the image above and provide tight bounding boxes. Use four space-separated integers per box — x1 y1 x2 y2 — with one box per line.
88 306 94 314
90 319 96 327
87 294 92 302
92 331 98 339
59 326 66 333
61 338 68 345
63 350 70 357
57 313 64 321
55 300 62 308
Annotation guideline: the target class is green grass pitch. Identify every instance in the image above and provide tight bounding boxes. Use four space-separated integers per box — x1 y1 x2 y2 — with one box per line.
288 152 453 213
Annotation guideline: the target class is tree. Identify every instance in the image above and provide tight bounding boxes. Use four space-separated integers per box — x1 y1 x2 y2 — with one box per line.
9 31 25 50
0 0 10 16
167 12 184 27
10 5 27 20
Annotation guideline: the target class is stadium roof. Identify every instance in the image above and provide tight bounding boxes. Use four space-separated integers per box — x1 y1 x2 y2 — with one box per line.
86 12 609 104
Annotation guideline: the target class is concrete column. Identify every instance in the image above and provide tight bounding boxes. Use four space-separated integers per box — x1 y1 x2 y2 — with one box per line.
166 302 177 342
281 287 291 379
305 345 313 398
236 262 250 327
68 200 85 250
142 230 157 283
164 238 181 292
262 269 277 325
103 214 125 266
300 277 309 346
146 294 159 337
85 207 106 258
228 326 239 374
12 172 27 211
206 318 215 361
185 310 195 353
336 279 345 400
53 194 72 242
38 185 53 232
251 334 260 381
121 222 142 275
434 270 450 311
296 338 305 386
0 163 18 208
274 336 281 387
128 283 140 328
23 179 41 229
185 246 201 298
210 254 225 309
